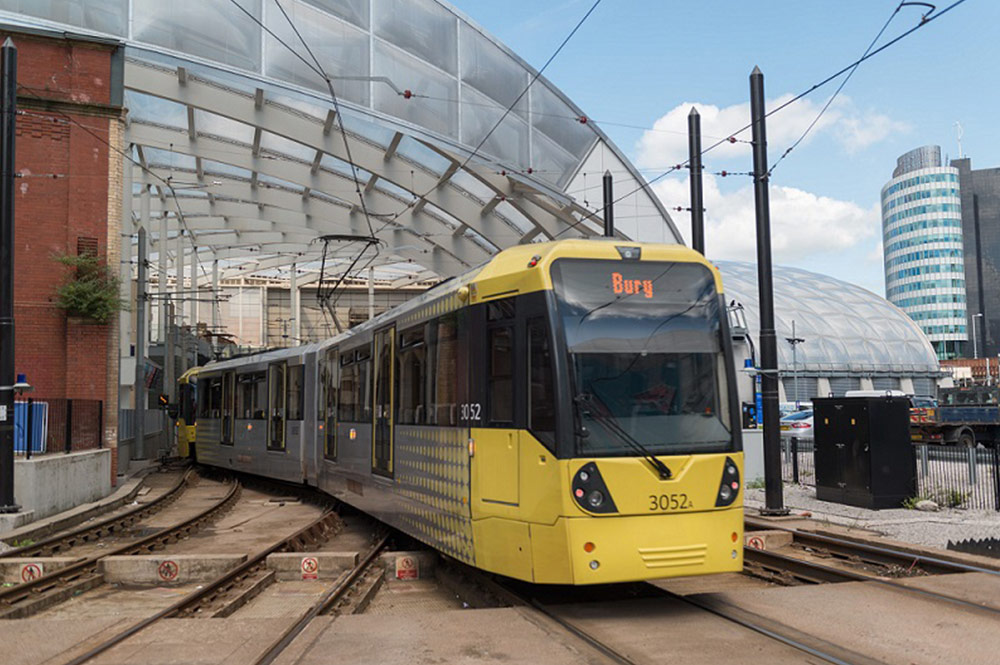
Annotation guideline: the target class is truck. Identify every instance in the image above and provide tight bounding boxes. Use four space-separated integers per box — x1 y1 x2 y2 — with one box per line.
909 386 1000 448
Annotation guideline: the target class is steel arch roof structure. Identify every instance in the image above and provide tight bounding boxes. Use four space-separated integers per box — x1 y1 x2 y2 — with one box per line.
1 1 680 288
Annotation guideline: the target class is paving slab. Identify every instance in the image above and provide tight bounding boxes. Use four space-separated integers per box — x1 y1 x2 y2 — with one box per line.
37 583 203 619
161 490 325 558
237 580 333 619
364 578 463 615
272 607 612 665
0 618 131 665
700 578 1000 665
891 571 1000 612
75 618 300 665
550 596 812 664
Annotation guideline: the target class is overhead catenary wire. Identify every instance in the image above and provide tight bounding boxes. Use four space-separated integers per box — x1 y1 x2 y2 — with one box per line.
766 1 907 178
553 0 969 240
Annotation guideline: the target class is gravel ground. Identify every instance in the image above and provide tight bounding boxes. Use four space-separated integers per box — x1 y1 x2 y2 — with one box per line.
745 484 1000 549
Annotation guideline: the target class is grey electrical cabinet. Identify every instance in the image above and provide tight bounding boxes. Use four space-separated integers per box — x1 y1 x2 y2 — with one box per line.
813 396 916 509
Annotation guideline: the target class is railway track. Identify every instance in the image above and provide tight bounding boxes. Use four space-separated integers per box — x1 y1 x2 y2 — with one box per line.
250 532 390 665
477 570 871 665
745 515 1000 576
0 476 241 620
742 518 1000 618
1 468 195 559
60 511 346 665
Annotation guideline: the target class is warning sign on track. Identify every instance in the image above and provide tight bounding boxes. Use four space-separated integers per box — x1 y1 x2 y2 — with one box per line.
158 560 179 582
20 563 43 582
746 536 765 550
395 555 419 580
301 556 319 580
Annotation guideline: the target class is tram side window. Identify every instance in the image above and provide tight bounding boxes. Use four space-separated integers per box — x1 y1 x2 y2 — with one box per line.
197 379 212 419
488 327 514 423
528 318 556 444
338 349 372 422
426 313 458 426
397 326 426 425
287 365 304 421
209 377 223 418
238 372 267 419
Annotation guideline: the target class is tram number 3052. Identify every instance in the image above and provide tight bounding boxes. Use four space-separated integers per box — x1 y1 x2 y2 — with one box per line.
460 403 482 421
649 493 692 511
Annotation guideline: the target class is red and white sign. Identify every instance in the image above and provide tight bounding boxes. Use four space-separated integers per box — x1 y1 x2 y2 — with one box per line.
301 556 319 580
20 563 42 582
158 560 179 582
395 555 419 580
746 536 765 551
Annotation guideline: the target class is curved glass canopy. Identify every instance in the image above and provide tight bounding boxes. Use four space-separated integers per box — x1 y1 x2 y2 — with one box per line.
0 0 678 286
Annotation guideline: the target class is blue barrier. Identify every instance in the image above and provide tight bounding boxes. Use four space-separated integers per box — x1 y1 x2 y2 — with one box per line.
13 401 48 454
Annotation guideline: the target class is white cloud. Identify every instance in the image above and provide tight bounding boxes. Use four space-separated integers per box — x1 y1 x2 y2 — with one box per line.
635 95 908 169
651 174 881 269
837 111 911 153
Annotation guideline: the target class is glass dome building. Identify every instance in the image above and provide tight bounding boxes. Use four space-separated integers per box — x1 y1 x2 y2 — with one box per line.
718 261 943 402
881 145 966 360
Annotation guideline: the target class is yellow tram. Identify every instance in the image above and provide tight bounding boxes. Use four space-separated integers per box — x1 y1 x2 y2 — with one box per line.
180 238 744 584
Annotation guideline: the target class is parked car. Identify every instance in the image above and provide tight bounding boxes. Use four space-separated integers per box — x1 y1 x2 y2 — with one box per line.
780 409 814 442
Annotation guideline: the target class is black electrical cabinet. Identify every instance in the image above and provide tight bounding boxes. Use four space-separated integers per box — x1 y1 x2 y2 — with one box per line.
813 396 916 509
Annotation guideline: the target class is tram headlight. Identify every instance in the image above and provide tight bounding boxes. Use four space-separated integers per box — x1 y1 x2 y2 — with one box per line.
571 462 618 514
715 456 741 507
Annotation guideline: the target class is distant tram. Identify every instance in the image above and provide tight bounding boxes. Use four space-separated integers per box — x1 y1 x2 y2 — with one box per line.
178 239 744 584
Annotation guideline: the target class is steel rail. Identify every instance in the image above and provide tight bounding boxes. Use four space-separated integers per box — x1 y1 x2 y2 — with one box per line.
660 586 881 665
0 477 241 618
1 468 195 559
251 532 390 665
744 545 1000 616
62 510 342 665
745 516 1000 575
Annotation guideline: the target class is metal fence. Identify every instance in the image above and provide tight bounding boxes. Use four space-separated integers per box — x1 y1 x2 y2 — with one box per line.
780 438 1000 511
914 444 1000 511
13 398 104 458
781 437 816 486
118 408 165 442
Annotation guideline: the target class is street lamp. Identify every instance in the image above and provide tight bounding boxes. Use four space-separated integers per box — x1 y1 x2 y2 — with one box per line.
785 320 806 407
973 313 984 359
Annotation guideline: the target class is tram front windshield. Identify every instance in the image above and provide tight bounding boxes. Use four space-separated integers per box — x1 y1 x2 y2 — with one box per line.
551 258 734 457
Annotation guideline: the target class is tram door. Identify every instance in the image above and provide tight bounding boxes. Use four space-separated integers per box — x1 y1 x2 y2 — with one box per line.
268 362 287 451
373 326 395 476
221 371 235 445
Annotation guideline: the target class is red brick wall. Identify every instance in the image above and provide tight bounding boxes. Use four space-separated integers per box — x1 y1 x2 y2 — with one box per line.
3 31 121 479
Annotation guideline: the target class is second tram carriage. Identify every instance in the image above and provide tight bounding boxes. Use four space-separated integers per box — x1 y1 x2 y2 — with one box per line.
183 238 744 584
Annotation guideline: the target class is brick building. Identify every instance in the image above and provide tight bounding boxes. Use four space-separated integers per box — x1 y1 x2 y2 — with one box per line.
5 26 123 482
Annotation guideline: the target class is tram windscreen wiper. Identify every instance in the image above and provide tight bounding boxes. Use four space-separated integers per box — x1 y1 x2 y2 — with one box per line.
578 390 672 480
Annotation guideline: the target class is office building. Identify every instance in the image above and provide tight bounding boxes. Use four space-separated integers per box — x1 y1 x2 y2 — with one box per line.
882 146 966 359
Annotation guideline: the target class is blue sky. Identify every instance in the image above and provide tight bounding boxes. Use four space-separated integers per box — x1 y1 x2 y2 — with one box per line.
448 1 995 294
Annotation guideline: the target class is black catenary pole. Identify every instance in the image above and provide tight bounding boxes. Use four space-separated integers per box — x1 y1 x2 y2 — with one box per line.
602 170 614 237
0 38 18 513
134 225 147 460
750 66 787 516
687 107 705 254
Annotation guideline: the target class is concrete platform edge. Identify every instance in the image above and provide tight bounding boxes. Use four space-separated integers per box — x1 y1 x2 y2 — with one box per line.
0 465 154 545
